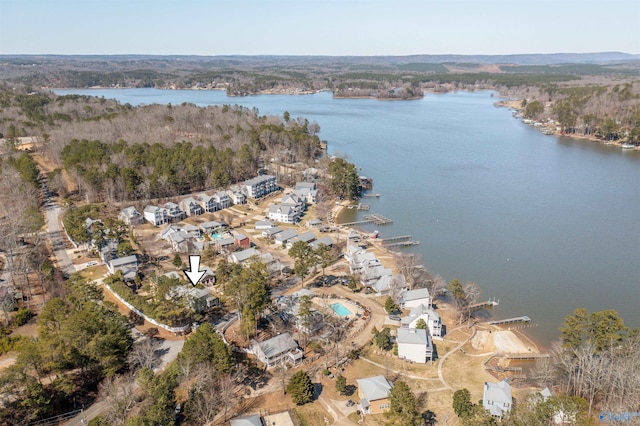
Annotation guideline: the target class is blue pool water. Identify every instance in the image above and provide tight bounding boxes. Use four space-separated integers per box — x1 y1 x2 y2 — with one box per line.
330 303 352 317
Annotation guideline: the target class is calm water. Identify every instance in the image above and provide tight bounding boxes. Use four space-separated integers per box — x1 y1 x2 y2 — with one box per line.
55 88 640 345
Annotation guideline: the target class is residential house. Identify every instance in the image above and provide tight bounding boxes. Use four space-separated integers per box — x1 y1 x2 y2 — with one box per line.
167 231 192 253
251 332 303 368
483 380 513 417
167 286 219 312
280 192 306 213
196 193 217 213
200 220 226 235
107 255 138 281
181 224 201 239
180 197 203 216
228 247 260 264
400 304 443 339
356 376 393 415
267 204 300 224
289 231 316 246
344 245 380 275
371 273 406 296
142 206 169 226
99 240 118 263
274 229 298 246
309 236 335 250
227 185 246 205
294 182 319 203
254 219 274 230
234 233 251 249
200 267 216 286
118 206 145 226
213 191 231 209
163 202 185 222
230 414 263 426
397 328 433 363
216 237 235 253
241 175 277 198
400 288 432 309
306 218 323 228
262 226 283 239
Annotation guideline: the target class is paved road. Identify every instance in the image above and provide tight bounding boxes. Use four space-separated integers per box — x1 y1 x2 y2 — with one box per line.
45 202 74 275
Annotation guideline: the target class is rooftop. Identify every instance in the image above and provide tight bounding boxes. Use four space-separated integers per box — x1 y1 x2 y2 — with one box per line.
356 375 392 401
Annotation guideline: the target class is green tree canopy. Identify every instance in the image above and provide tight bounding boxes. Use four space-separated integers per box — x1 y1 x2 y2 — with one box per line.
180 323 233 373
286 370 314 405
386 381 422 426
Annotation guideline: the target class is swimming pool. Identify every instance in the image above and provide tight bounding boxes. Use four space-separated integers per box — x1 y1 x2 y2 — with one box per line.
330 302 352 317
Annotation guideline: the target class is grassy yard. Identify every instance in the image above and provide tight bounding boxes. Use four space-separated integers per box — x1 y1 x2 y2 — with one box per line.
290 402 333 426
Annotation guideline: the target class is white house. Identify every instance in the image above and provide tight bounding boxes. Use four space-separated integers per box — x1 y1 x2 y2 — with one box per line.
196 193 217 213
400 288 432 309
268 204 300 224
227 185 246 205
143 205 167 226
163 202 185 222
251 332 302 368
294 182 318 203
118 206 145 226
213 191 232 209
483 380 513 417
397 328 433 363
401 304 443 339
242 175 277 198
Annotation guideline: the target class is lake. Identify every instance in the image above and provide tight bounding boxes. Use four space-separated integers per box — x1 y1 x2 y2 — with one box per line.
54 88 640 345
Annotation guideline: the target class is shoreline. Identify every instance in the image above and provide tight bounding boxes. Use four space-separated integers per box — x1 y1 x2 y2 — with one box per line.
330 196 548 353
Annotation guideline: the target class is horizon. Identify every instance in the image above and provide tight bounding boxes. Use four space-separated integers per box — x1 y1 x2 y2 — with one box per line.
1 0 639 56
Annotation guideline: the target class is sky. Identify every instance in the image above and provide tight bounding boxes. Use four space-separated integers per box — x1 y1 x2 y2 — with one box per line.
1 0 639 56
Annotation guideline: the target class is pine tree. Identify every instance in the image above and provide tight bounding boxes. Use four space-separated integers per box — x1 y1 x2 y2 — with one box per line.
286 370 314 405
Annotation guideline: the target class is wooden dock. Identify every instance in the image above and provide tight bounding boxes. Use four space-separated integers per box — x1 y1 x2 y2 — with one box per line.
385 240 420 248
488 316 530 325
380 235 420 248
504 353 550 360
468 298 499 310
362 193 380 198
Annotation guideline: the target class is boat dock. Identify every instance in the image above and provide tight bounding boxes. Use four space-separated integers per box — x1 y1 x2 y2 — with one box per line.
357 203 370 211
362 193 380 198
379 235 420 248
504 353 550 360
468 298 499 310
488 316 530 325
339 214 394 227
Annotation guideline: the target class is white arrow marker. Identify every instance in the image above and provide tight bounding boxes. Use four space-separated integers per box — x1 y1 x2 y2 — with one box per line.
183 255 206 287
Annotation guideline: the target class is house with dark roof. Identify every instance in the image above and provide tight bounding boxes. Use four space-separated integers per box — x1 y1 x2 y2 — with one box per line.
356 375 393 415
483 380 513 417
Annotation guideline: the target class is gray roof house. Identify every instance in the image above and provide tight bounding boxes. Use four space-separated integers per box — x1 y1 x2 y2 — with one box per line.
200 220 226 234
397 328 433 363
254 219 274 230
163 202 185 222
227 186 246 205
118 206 145 226
228 247 260 264
288 231 316 247
213 191 232 209
242 175 277 199
196 193 217 213
309 236 335 250
230 414 263 426
400 288 432 309
400 304 443 338
167 286 218 312
252 332 303 368
180 197 203 216
143 205 167 226
274 228 298 246
107 255 138 281
356 375 393 415
483 380 513 417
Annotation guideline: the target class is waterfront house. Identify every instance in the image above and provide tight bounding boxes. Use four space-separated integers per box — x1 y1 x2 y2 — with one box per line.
483 380 513 417
118 206 145 226
241 175 278 198
274 228 298 246
371 273 407 296
143 205 167 226
163 202 185 222
197 193 217 213
400 288 432 309
397 328 433 363
356 375 393 415
280 192 306 213
400 304 443 339
107 255 138 281
251 332 302 368
228 247 260 264
213 191 232 209
180 197 203 216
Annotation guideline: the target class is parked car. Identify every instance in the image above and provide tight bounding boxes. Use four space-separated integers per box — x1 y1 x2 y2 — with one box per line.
389 315 401 321
346 400 355 407
86 261 98 266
